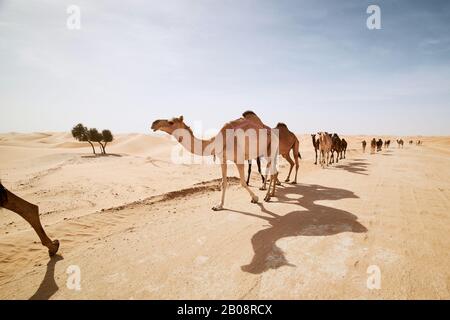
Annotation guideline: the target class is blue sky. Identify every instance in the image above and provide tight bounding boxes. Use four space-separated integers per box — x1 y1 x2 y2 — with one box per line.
0 0 449 135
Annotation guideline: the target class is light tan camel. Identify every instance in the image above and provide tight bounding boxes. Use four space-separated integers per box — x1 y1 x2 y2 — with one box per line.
0 182 59 256
151 116 279 211
242 111 301 184
318 132 332 168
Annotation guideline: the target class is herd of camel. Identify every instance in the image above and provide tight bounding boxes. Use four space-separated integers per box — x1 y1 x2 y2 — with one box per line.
1 110 422 256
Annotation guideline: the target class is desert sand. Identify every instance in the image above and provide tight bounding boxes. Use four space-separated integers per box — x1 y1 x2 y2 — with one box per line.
0 132 449 299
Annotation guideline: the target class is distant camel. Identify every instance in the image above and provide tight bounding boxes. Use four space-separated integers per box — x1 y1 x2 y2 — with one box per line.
341 138 348 159
243 112 301 185
397 139 404 148
152 115 279 210
417 140 422 146
384 140 391 148
377 139 383 152
0 182 59 256
409 140 414 145
362 140 367 153
330 133 343 164
318 132 332 168
370 138 376 154
311 134 320 165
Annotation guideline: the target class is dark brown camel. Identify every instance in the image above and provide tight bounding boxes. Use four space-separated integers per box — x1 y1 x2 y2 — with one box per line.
377 139 383 152
0 182 59 256
341 138 347 159
362 140 367 153
370 138 377 154
330 133 343 164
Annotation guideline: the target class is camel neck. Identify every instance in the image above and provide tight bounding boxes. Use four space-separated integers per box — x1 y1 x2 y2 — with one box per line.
173 127 215 156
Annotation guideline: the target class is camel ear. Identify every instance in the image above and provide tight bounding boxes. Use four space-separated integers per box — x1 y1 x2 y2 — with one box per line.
179 115 184 122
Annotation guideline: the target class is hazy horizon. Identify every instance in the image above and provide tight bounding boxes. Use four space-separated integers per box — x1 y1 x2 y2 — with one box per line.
1 0 450 136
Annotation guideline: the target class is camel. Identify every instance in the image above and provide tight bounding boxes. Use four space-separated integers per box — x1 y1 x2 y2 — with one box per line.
318 132 332 168
370 138 377 154
242 111 301 185
0 182 59 256
311 134 320 165
384 140 391 148
362 140 367 153
409 140 414 145
151 115 279 211
341 138 348 159
397 139 404 148
377 139 383 152
330 133 342 164
417 140 422 146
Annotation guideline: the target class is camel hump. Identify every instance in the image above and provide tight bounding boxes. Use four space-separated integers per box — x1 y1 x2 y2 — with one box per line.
275 122 288 129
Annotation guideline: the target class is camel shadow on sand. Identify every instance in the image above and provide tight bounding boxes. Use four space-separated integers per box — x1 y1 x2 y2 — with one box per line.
334 159 369 175
226 183 367 275
29 254 64 300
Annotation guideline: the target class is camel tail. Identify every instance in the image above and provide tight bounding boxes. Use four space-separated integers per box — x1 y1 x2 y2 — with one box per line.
298 152 302 160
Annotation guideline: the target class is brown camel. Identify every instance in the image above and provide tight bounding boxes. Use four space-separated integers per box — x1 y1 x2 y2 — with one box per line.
311 134 320 165
397 139 404 148
0 182 59 256
151 115 279 210
362 140 367 153
370 138 377 154
318 132 332 168
242 111 301 184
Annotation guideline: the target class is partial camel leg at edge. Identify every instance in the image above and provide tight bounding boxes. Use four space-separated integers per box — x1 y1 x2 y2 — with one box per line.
3 190 59 256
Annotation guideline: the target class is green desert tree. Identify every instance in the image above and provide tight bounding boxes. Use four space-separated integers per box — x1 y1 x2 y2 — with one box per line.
71 123 96 154
88 128 103 154
100 129 113 154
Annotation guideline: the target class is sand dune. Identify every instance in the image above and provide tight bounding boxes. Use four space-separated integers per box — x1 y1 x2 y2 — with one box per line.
0 132 449 299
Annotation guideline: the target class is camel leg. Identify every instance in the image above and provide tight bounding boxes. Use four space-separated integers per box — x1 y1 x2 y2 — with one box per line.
256 157 265 185
314 149 318 165
293 152 299 184
212 163 227 211
236 164 258 204
260 161 269 191
3 190 59 256
264 165 277 202
326 151 330 166
283 153 294 182
247 160 252 185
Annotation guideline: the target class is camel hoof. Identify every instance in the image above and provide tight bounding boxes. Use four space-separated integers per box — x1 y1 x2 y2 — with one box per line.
284 179 290 183
251 196 259 204
48 240 60 257
276 181 281 186
259 187 267 191
212 205 223 211
291 181 297 185
264 195 271 202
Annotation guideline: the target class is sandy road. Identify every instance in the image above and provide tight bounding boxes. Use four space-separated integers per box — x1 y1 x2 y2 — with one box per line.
0 143 449 299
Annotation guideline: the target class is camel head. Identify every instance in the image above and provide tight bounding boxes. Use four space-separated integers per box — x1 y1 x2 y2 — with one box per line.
151 116 186 135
